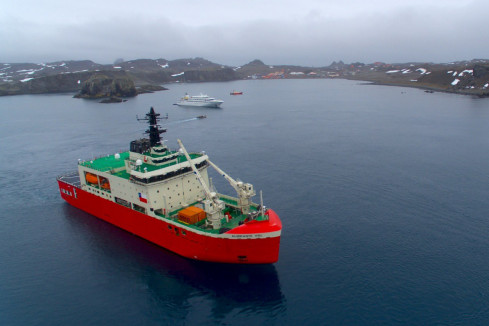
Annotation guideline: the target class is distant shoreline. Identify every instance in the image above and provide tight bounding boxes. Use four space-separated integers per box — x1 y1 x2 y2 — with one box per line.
351 78 489 98
1 77 487 98
1 57 488 98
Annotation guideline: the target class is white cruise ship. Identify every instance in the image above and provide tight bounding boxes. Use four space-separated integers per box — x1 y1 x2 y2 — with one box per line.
176 93 224 108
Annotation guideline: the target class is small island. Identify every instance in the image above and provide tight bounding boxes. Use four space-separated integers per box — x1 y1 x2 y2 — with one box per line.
73 72 137 101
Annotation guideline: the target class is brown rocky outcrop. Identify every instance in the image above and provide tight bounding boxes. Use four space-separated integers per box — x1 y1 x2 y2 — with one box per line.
74 72 137 99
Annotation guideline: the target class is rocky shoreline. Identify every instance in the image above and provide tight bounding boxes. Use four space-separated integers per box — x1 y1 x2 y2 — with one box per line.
1 57 488 98
345 63 489 98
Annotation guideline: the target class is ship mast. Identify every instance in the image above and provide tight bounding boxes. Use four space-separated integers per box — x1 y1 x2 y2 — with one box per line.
137 107 168 147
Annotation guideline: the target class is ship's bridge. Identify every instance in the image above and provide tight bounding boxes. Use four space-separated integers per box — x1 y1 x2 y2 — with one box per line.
78 150 207 183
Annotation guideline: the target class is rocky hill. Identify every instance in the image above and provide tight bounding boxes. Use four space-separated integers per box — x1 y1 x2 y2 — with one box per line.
0 70 95 95
0 58 237 96
1 57 489 97
0 58 229 84
345 59 489 96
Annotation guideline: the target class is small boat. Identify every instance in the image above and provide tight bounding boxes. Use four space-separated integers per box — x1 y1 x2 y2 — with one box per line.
176 93 224 108
230 91 243 95
197 115 207 119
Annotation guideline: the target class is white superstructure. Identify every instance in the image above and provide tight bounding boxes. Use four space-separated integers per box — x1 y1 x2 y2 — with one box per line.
176 93 224 108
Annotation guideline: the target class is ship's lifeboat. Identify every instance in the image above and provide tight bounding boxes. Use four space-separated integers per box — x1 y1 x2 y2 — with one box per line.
100 177 111 190
85 172 98 185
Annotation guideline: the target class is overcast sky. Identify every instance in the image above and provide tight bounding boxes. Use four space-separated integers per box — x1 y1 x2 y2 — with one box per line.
1 0 488 66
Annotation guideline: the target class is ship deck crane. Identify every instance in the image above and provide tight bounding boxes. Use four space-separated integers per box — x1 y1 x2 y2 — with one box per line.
206 159 256 215
177 139 224 229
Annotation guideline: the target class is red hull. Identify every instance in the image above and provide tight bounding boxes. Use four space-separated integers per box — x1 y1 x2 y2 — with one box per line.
58 180 281 264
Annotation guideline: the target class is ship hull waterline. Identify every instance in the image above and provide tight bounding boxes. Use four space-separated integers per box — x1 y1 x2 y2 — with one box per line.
58 179 281 264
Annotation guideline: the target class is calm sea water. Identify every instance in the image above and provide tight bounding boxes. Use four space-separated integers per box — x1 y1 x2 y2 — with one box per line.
2 79 489 325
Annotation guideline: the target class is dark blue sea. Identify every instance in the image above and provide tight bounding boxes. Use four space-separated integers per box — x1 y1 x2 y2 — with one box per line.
2 79 489 325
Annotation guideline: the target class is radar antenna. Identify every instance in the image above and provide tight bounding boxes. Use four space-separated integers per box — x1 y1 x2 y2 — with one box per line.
137 107 168 147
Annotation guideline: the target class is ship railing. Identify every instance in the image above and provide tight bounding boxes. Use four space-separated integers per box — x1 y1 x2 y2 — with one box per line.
218 193 258 209
218 193 262 213
57 171 82 188
219 194 239 207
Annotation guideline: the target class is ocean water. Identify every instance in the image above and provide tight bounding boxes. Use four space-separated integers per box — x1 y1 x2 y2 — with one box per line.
1 79 489 325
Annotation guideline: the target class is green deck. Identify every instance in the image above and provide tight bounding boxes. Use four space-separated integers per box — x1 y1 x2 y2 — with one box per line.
156 198 267 234
80 151 203 180
80 152 129 172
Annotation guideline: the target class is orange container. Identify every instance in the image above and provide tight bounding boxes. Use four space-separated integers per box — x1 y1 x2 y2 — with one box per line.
178 206 206 224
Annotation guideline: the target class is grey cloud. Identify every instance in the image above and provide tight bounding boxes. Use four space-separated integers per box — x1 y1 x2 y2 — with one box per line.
1 1 489 65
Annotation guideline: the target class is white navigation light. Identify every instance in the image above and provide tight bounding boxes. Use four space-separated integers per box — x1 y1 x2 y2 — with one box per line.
115 153 120 159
